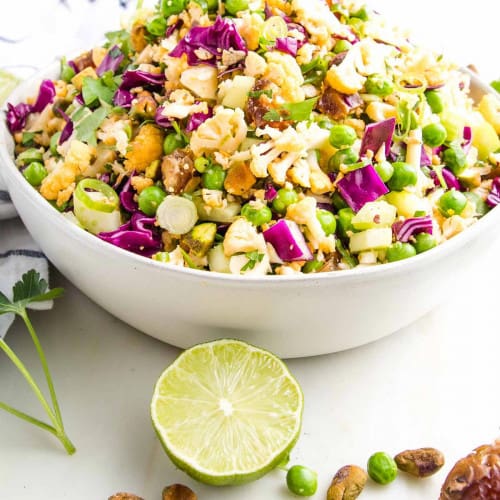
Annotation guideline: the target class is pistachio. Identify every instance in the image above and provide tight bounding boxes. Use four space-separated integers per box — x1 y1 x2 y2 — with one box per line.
162 483 197 500
395 447 445 478
108 493 144 500
327 465 368 500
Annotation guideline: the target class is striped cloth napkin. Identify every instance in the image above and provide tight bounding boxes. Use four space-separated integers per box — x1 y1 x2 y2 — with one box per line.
0 0 132 335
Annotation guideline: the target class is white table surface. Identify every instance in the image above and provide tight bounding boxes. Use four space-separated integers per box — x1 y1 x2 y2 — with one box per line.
2 1 500 499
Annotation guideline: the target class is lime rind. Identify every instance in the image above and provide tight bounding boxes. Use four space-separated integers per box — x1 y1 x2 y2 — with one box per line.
151 339 303 486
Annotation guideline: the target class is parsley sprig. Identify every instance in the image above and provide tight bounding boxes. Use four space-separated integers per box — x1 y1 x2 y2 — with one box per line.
0 270 75 454
241 251 265 272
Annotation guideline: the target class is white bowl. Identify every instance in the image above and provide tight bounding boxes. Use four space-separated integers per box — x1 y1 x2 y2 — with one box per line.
1 64 498 357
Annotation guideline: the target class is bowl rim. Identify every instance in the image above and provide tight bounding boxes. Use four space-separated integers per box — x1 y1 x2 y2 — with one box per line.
1 64 499 285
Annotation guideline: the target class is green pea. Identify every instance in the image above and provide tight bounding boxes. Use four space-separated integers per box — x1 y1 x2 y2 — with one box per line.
333 39 352 54
367 452 398 485
374 160 394 182
163 132 185 155
442 144 467 176
146 16 168 37
328 147 358 171
202 164 226 190
425 90 444 114
50 132 62 156
17 148 44 165
206 0 219 11
422 123 447 148
329 124 357 148
317 209 336 236
302 259 324 273
439 189 467 217
286 465 318 497
336 207 355 238
387 162 418 191
241 203 272 226
224 0 249 15
22 161 48 187
365 74 394 97
138 186 167 216
194 157 210 173
414 232 437 254
332 191 349 211
272 188 299 214
386 242 417 262
160 0 186 17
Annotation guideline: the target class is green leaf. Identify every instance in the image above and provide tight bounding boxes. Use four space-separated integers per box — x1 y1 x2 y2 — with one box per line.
263 98 318 123
21 131 37 146
491 80 500 94
248 89 273 99
82 76 115 107
76 107 109 146
262 109 282 122
12 270 48 303
0 291 17 316
241 251 264 272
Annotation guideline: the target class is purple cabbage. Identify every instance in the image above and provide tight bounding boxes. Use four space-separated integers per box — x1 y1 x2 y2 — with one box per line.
359 117 396 158
166 20 183 38
170 16 247 66
118 175 138 212
265 184 278 202
337 164 389 212
113 89 134 108
96 45 124 76
462 126 472 154
263 219 313 262
6 79 56 133
186 106 213 132
487 177 500 207
119 70 165 90
430 167 461 191
420 146 432 167
154 105 172 128
74 93 85 106
55 107 73 145
274 37 299 56
392 216 433 242
98 213 162 257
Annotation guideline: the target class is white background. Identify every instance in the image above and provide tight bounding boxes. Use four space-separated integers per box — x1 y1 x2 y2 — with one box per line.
1 1 500 499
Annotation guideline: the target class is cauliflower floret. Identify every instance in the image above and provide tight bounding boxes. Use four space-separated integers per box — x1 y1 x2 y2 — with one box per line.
244 51 267 77
291 0 353 50
288 158 311 188
307 151 334 194
160 89 209 119
163 54 189 83
223 217 267 257
234 12 264 51
96 118 131 157
264 51 304 103
362 16 411 52
295 43 316 66
326 48 366 95
40 140 92 204
124 123 164 173
355 38 396 77
365 101 397 122
180 65 218 100
287 197 335 252
190 107 248 156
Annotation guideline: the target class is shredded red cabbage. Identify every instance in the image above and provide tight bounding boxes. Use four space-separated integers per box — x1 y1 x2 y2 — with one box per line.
6 79 56 132
420 146 432 166
166 19 183 38
392 215 433 242
274 37 299 56
487 177 500 207
337 164 389 212
74 93 85 106
430 167 461 191
462 126 472 154
118 175 138 212
96 45 124 76
186 106 213 132
265 184 278 202
119 70 165 90
55 107 73 145
113 89 134 108
263 219 313 262
359 117 396 158
170 16 247 66
154 106 172 128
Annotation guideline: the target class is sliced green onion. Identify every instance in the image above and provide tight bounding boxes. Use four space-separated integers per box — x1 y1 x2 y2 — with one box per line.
156 195 199 234
261 16 288 44
73 178 121 235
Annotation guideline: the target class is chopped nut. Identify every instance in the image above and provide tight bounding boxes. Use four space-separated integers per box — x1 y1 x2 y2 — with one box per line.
224 163 256 197
162 483 197 500
108 493 143 500
130 22 148 53
327 465 368 500
395 447 445 478
440 439 500 499
161 150 195 194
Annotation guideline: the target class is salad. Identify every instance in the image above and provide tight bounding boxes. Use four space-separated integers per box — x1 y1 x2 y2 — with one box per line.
5 0 500 275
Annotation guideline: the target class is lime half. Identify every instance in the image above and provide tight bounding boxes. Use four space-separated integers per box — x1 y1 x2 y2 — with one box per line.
151 339 303 486
0 69 20 105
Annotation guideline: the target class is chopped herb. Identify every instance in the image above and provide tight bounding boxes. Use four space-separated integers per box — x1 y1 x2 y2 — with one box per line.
82 76 115 107
0 270 75 454
491 80 500 93
21 131 37 146
75 107 108 146
248 89 273 99
301 57 329 85
104 29 132 56
335 239 357 268
263 97 318 123
241 251 264 272
60 57 76 83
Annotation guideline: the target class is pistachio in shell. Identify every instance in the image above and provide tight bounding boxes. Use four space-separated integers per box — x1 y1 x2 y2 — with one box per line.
327 465 368 500
395 447 445 478
162 483 197 500
108 494 144 500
